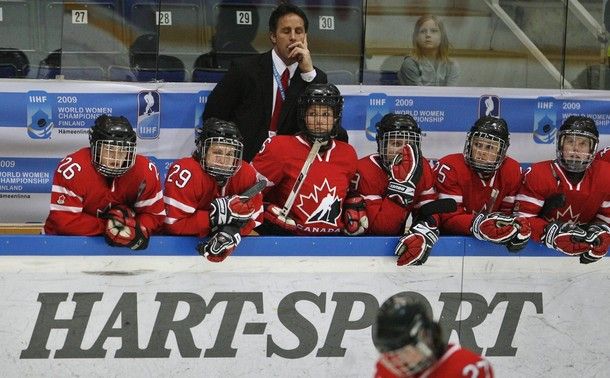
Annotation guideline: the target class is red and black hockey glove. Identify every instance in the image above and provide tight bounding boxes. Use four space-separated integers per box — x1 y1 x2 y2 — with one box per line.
580 223 610 264
542 221 589 256
386 144 422 207
210 195 256 231
394 220 439 266
102 206 149 250
471 212 531 252
342 194 368 236
263 203 298 233
197 225 241 263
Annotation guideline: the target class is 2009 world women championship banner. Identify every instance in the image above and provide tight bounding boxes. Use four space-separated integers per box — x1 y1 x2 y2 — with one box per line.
1 80 610 223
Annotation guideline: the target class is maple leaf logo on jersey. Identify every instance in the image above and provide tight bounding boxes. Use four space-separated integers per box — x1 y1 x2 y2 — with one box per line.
296 178 342 226
548 205 581 224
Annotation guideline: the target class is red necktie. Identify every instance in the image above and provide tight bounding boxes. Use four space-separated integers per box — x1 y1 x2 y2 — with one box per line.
269 68 289 132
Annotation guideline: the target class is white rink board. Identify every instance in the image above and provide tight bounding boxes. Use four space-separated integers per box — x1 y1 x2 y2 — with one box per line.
1 256 608 377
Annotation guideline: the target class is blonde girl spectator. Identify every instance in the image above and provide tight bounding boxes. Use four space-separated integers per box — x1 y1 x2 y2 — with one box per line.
398 15 459 86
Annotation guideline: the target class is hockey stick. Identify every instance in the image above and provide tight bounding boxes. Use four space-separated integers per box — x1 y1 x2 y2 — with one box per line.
403 198 457 232
239 179 267 201
482 188 499 214
279 139 324 218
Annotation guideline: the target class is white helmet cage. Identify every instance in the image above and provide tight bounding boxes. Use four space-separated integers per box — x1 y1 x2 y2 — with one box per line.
92 140 136 177
379 130 421 169
463 131 508 174
201 137 243 180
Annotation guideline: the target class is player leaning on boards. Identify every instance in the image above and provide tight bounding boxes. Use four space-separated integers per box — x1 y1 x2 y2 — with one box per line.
372 292 494 378
435 116 531 252
349 114 445 266
251 83 358 235
163 118 263 262
515 116 610 263
44 115 164 250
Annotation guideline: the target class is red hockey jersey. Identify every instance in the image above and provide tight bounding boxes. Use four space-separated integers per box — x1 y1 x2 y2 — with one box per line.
354 154 438 235
252 135 358 235
163 156 263 236
515 159 610 241
44 147 165 235
374 344 494 378
595 146 610 162
435 153 522 235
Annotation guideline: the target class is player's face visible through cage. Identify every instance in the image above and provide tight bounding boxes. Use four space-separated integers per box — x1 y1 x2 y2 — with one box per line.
379 130 421 168
92 140 136 177
558 133 596 172
378 339 436 377
202 138 243 179
304 104 335 140
464 132 507 174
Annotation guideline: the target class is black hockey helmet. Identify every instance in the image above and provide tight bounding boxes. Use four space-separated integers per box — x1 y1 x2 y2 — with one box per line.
375 113 422 169
89 115 136 177
556 116 598 173
297 83 343 143
195 117 243 181
372 293 444 375
463 116 510 175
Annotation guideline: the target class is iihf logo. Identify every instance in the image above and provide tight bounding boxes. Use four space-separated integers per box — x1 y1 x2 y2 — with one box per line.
533 97 557 144
137 90 160 139
366 93 390 141
478 95 500 118
26 90 53 139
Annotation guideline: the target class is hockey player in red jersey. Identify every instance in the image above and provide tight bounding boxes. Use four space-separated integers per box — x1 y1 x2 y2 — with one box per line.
163 118 263 262
435 116 530 251
44 115 164 250
516 116 610 263
373 292 494 378
252 83 358 235
595 145 610 162
351 113 440 266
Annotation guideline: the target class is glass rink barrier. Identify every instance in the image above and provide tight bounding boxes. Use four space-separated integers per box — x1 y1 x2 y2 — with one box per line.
0 235 609 377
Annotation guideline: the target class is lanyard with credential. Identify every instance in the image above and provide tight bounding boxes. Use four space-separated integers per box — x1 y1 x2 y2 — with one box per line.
272 64 288 101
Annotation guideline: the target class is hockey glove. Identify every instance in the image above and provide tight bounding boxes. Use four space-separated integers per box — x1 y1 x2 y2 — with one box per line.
580 223 610 264
386 144 422 207
103 206 150 250
395 220 439 266
197 225 241 263
542 222 589 256
263 203 298 233
505 216 532 252
210 195 256 231
471 212 519 243
342 195 369 236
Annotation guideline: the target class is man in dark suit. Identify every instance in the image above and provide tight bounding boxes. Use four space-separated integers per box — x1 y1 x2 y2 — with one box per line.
202 3 328 162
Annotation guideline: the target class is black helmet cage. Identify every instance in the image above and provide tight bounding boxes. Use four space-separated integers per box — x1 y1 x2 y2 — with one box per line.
297 84 344 142
463 117 510 174
89 115 137 177
196 118 244 181
375 114 422 169
556 116 599 173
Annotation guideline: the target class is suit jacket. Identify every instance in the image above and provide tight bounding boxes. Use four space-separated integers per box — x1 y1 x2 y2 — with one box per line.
203 50 327 161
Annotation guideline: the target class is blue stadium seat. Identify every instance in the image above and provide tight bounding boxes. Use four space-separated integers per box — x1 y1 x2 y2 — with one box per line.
109 65 187 82
192 68 227 83
0 64 17 78
362 70 399 85
326 70 355 85
35 65 105 80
